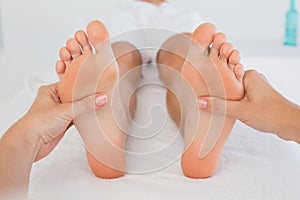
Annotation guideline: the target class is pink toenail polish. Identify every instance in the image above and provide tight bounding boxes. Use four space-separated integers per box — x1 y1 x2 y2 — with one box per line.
198 99 208 109
95 95 108 106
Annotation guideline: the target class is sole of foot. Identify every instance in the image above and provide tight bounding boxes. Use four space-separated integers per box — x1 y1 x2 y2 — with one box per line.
56 20 126 179
180 23 244 178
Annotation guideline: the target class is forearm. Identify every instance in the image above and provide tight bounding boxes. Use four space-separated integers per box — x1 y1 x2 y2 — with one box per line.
276 101 300 144
0 118 41 198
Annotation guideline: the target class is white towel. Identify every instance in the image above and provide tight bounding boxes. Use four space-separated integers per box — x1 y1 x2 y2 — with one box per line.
0 62 300 200
1 2 300 199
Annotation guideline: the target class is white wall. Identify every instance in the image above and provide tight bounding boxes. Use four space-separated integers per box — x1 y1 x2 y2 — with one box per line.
0 0 298 104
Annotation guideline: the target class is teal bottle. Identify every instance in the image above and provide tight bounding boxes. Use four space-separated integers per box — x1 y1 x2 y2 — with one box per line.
284 0 298 46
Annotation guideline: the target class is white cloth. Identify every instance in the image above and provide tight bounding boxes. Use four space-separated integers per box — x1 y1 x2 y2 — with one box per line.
1 1 300 199
0 63 300 199
103 1 204 63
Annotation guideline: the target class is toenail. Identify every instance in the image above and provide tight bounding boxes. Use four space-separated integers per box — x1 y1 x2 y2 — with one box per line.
95 95 108 106
198 99 208 109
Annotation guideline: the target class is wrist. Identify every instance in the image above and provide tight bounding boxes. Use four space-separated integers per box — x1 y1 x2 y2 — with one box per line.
8 116 43 155
0 116 42 193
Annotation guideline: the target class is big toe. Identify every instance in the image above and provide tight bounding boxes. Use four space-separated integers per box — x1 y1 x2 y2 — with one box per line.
87 20 109 50
192 23 216 52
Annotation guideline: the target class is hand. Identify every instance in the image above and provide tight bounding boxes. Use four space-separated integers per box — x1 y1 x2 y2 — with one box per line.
198 70 300 142
19 83 108 161
0 82 107 196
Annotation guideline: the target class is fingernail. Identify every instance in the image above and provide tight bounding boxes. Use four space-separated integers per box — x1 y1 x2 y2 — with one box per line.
198 99 208 109
95 95 108 106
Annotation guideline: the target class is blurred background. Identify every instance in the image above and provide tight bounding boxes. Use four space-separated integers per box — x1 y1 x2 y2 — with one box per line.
0 0 300 107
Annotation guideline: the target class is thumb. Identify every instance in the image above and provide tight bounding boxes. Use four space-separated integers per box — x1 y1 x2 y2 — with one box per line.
198 96 243 118
61 93 108 120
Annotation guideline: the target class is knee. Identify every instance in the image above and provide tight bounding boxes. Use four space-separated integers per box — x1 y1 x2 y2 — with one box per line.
160 33 192 54
158 33 192 63
111 42 142 66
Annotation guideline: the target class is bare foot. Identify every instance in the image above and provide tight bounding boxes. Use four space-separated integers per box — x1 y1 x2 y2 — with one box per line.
181 23 244 178
56 20 126 179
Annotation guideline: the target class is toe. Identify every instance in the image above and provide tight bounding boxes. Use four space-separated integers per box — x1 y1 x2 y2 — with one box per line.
59 47 72 65
66 38 82 58
56 60 66 80
229 50 241 65
220 42 233 64
234 64 245 82
192 23 216 53
228 50 241 70
86 20 109 50
75 30 92 53
210 32 226 58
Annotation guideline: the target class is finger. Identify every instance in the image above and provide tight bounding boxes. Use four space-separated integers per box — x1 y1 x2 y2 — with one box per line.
37 83 59 97
62 93 108 120
49 82 59 89
198 96 244 118
243 70 260 85
37 83 61 104
259 73 269 82
42 82 59 90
